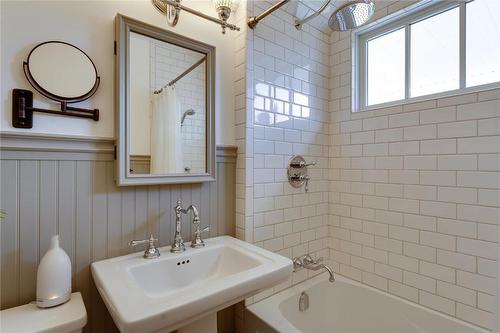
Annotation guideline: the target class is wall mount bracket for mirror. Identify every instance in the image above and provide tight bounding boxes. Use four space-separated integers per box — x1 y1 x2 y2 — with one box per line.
13 41 100 128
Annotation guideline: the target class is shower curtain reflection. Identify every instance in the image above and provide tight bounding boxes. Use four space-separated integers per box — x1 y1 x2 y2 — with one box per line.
150 86 183 174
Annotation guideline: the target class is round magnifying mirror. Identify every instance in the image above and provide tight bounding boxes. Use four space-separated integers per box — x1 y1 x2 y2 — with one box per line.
25 41 99 102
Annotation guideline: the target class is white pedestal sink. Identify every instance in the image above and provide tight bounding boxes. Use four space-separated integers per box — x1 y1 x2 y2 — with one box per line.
91 236 292 333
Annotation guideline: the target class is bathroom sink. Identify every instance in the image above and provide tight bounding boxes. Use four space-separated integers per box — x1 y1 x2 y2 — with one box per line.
91 236 292 333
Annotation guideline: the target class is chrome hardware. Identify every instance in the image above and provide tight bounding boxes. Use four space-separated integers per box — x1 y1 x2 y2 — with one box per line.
289 161 316 168
293 254 322 270
294 0 332 30
152 0 241 34
172 200 202 253
164 0 181 27
191 225 210 248
293 254 335 283
298 291 309 312
293 257 304 270
289 174 310 192
295 0 375 32
129 234 160 259
247 0 290 29
287 155 315 192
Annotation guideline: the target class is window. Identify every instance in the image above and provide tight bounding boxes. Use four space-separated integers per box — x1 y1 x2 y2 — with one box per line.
367 28 405 105
355 0 500 111
410 7 460 97
466 0 500 86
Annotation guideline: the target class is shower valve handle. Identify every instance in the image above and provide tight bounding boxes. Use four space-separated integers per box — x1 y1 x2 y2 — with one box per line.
289 161 316 168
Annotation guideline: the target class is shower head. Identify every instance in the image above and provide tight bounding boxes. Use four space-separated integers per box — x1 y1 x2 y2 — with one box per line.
329 0 375 31
181 109 196 125
294 0 375 32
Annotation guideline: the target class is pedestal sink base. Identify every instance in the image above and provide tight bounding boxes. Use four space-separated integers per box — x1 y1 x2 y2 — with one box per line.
177 313 217 333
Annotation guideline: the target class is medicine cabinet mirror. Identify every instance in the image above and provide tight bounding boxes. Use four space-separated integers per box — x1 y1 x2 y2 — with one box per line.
115 14 215 185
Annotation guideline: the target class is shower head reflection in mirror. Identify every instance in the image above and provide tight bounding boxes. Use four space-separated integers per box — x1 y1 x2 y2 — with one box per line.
181 109 196 126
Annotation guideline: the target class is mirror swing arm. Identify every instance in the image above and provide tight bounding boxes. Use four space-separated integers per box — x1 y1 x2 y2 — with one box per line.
12 41 100 128
13 88 99 119
12 88 99 128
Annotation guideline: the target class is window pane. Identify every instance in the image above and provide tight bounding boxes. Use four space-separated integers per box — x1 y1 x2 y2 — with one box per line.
410 7 460 97
466 0 500 87
367 28 405 106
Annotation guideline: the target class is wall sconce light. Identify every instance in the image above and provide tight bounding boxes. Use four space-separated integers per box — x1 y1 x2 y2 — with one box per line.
152 0 240 35
212 0 239 34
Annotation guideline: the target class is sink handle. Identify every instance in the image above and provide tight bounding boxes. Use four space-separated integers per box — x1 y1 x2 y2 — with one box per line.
129 234 157 246
129 234 160 259
191 224 210 249
302 254 322 265
293 254 323 271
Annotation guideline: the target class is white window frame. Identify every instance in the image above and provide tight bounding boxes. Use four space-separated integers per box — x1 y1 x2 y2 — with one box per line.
352 0 500 112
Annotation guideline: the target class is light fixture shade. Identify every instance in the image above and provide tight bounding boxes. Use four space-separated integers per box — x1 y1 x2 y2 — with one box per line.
212 0 239 12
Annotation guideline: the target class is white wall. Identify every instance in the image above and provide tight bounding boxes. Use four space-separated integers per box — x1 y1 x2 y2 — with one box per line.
0 0 237 144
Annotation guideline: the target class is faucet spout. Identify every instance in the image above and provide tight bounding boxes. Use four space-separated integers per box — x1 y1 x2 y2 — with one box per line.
303 262 335 282
172 200 205 253
180 205 199 221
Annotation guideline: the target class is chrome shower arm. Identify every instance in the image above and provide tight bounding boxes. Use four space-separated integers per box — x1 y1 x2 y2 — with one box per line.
248 0 291 29
294 0 333 29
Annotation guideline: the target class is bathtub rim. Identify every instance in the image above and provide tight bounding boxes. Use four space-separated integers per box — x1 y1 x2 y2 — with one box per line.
247 271 492 333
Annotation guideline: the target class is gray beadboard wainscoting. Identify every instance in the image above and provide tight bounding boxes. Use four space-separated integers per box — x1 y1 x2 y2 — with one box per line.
0 133 237 332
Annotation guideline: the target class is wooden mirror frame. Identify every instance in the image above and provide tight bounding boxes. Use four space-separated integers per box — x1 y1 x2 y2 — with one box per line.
115 14 216 186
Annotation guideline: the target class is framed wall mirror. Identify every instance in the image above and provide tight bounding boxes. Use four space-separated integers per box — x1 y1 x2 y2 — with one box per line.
115 14 215 185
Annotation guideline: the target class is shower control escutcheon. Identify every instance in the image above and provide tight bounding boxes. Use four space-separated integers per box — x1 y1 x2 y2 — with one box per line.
287 155 315 192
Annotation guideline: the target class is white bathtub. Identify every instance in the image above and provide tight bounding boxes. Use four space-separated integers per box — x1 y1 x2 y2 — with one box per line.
247 272 490 333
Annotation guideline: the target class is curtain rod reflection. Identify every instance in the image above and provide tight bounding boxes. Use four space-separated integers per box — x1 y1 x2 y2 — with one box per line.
153 56 206 94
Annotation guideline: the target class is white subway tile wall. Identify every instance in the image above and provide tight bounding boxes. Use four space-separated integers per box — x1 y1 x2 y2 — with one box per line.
237 1 498 330
329 1 499 330
239 0 332 304
234 0 249 246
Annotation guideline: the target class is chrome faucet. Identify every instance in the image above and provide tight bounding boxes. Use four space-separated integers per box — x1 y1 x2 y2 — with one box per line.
293 254 335 282
172 200 208 253
129 234 160 259
191 224 210 248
